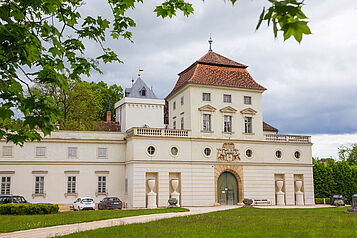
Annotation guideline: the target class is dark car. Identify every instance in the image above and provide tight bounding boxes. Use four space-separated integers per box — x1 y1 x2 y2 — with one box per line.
330 195 345 205
0 195 28 204
98 197 123 210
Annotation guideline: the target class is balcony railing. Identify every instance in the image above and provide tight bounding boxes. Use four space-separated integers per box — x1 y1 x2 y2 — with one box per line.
126 127 310 143
126 128 190 138
265 134 311 143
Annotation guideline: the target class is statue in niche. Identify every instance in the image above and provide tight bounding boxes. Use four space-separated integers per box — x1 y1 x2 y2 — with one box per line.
217 143 240 162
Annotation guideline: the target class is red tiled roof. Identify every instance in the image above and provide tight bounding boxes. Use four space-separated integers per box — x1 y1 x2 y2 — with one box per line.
95 121 121 132
166 51 266 99
197 51 248 68
263 122 278 132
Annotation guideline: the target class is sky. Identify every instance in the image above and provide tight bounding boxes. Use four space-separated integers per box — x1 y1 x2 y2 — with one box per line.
80 0 357 159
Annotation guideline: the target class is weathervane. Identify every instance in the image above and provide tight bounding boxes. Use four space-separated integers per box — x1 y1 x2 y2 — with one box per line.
208 34 213 52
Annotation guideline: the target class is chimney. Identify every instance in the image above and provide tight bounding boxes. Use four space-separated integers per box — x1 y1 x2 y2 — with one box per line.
106 96 111 122
106 111 111 122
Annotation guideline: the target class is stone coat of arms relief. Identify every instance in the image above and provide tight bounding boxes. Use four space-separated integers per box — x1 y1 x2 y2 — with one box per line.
217 143 240 162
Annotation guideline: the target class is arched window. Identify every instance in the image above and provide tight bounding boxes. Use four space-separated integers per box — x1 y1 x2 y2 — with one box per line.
139 87 146 96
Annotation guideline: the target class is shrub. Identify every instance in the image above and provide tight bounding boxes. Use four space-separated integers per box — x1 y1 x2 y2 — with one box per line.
0 203 59 215
315 198 330 204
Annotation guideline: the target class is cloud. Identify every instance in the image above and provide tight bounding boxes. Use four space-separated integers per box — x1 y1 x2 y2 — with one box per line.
312 133 357 159
79 0 357 135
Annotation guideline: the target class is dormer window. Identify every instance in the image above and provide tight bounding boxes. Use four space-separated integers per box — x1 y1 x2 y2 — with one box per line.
139 87 146 96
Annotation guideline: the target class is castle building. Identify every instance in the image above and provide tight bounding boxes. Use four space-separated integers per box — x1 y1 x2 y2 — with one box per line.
0 50 314 207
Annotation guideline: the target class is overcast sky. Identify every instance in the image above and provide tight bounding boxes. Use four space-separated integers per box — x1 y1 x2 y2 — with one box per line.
80 0 357 158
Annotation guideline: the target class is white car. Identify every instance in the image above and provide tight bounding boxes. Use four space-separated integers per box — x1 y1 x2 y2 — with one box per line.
73 197 95 211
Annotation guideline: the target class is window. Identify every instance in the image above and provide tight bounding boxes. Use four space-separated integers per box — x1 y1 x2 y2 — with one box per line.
36 147 46 157
170 147 178 156
67 176 76 194
204 147 211 156
276 150 282 159
202 93 211 101
1 177 11 195
98 148 107 158
2 146 13 157
34 176 44 194
202 114 211 131
173 121 176 129
224 115 232 132
180 117 184 130
139 87 146 96
98 176 106 193
125 178 128 193
173 101 176 110
223 94 231 103
147 146 155 155
181 96 184 105
244 117 252 133
68 147 77 158
244 96 252 105
294 151 301 159
246 149 252 158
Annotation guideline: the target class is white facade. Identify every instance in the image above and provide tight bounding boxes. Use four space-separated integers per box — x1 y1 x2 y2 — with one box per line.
0 51 314 207
115 97 165 132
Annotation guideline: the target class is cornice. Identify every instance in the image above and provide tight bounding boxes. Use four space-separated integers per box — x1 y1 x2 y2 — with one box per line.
125 135 312 146
125 160 313 167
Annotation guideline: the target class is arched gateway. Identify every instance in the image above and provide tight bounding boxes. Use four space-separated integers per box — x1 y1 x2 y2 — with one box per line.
217 171 238 205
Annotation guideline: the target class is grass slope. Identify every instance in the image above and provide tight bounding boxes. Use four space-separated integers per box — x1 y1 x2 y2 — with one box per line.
0 207 188 233
62 207 356 238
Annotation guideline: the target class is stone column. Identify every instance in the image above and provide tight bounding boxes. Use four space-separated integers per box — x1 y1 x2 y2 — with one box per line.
147 179 157 208
276 180 285 205
295 180 304 206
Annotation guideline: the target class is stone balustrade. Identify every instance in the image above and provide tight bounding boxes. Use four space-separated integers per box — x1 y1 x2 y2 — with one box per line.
126 127 310 143
126 128 190 138
265 134 311 143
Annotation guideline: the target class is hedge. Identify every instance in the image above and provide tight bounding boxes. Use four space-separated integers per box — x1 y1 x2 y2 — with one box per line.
0 203 59 215
315 198 330 204
313 160 357 199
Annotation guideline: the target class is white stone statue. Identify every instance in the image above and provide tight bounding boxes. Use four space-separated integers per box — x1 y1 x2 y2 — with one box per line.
147 179 157 208
295 180 304 206
171 179 180 207
276 180 285 205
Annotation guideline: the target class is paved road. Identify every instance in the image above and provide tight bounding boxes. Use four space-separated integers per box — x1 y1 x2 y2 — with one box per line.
0 206 239 238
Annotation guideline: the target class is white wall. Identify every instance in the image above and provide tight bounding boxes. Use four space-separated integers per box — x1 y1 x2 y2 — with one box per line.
115 97 165 131
243 166 314 205
0 131 127 204
1 164 126 204
128 163 215 208
167 84 264 140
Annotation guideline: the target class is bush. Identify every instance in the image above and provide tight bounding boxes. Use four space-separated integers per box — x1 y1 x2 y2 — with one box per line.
315 198 330 204
0 203 59 215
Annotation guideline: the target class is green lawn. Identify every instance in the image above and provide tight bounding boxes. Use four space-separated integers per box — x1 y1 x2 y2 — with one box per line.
0 207 188 233
62 207 357 238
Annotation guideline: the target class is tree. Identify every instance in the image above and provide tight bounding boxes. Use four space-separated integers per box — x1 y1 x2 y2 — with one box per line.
87 81 123 122
33 80 104 130
338 144 357 164
0 0 310 145
33 80 123 130
313 158 357 199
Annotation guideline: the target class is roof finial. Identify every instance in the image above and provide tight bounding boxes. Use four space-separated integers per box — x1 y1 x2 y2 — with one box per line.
208 34 213 52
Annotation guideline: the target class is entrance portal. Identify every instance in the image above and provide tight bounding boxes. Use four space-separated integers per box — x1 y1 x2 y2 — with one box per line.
217 171 238 205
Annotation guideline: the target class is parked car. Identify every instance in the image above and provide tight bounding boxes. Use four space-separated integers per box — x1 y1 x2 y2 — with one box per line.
0 195 28 204
330 195 345 205
73 197 95 211
98 197 123 210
